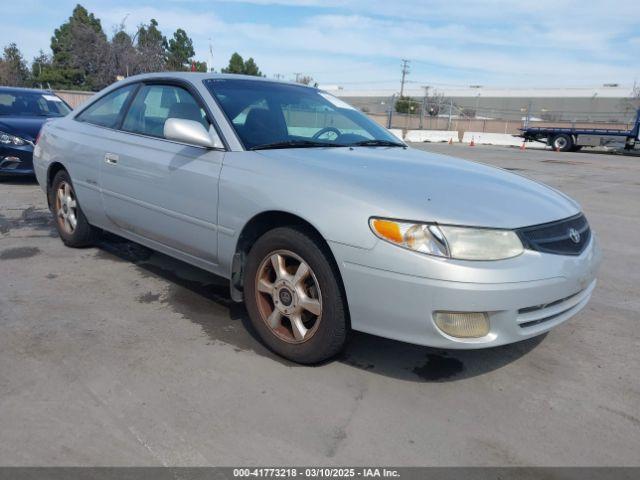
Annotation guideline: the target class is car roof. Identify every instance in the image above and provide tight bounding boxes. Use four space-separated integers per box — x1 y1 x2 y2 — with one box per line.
0 86 59 95
117 72 317 90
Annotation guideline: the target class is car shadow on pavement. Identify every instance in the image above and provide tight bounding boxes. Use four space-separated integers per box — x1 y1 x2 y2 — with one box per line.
339 331 544 382
96 233 545 383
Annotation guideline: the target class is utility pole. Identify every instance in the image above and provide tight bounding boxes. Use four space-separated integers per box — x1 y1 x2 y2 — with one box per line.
447 97 453 131
208 38 214 72
399 59 410 97
294 72 302 83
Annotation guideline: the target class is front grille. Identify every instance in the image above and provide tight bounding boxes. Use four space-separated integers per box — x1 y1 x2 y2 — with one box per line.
517 213 590 256
517 282 595 329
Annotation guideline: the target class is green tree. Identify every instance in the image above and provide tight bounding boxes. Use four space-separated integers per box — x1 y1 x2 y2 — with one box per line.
395 95 420 114
110 28 139 78
221 52 263 76
136 19 168 72
48 4 111 90
31 49 53 87
0 43 30 86
221 52 245 74
167 29 195 71
243 57 262 76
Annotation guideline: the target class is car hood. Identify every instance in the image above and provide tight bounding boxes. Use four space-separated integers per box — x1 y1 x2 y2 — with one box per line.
0 116 50 141
256 146 581 229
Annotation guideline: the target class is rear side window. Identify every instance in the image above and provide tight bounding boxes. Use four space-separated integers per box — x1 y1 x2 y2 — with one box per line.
76 85 136 128
121 84 210 139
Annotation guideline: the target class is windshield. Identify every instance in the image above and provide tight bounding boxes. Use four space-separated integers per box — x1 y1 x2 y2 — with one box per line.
204 79 401 149
0 91 71 117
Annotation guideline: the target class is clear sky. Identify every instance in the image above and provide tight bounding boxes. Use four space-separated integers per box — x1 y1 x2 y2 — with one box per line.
2 0 638 91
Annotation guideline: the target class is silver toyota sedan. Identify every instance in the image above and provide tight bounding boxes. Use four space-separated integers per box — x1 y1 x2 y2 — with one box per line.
33 73 601 363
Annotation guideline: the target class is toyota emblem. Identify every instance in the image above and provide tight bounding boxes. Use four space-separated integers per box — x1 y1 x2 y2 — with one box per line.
568 228 581 244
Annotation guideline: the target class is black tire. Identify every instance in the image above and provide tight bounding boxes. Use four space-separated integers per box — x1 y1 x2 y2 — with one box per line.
551 134 573 152
243 226 348 364
49 170 98 247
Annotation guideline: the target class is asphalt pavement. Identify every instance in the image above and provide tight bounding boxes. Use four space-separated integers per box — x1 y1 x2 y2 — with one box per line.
0 143 638 466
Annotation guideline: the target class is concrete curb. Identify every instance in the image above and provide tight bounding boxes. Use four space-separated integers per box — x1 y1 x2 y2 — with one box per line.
462 132 547 149
405 130 458 143
388 129 404 140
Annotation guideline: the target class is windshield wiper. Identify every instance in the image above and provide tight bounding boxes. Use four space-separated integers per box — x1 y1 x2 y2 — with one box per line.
249 140 347 151
350 139 405 148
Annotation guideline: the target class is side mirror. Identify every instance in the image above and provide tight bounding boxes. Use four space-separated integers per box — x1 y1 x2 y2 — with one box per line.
164 118 223 149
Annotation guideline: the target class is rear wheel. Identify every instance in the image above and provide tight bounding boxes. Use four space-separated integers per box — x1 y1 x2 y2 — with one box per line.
551 134 573 152
243 227 347 364
49 170 98 247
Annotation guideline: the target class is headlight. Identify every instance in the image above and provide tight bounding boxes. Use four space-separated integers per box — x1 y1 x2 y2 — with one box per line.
370 218 523 260
0 131 27 146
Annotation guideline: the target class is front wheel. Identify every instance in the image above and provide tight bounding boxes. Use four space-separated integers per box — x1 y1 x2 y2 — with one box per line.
49 170 98 247
243 227 348 364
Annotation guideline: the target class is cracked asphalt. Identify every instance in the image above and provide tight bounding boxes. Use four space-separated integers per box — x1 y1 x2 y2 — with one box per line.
0 144 638 466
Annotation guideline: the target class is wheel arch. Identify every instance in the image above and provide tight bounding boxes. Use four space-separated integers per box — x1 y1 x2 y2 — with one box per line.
45 162 68 207
230 210 350 324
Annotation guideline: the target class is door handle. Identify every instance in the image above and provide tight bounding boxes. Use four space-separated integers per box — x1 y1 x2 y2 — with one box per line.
104 153 119 165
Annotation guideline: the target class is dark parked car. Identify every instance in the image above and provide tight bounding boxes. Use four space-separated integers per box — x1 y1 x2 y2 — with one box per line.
0 87 71 176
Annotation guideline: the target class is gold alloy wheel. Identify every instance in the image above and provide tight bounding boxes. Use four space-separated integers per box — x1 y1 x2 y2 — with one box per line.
55 181 78 234
255 249 323 344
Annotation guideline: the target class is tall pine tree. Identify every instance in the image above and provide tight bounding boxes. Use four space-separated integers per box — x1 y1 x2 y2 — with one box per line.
167 29 195 71
50 4 110 90
136 19 167 73
222 52 263 76
0 43 30 86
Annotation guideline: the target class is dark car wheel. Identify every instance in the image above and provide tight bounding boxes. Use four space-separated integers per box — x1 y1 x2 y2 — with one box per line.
551 134 573 152
49 170 98 247
244 226 348 364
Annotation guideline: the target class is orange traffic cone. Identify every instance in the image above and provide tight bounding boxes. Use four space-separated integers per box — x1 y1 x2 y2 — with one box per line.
520 142 526 151
470 137 475 147
448 137 453 145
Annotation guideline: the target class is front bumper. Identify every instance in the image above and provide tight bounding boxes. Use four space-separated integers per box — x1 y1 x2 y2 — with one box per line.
0 144 34 175
331 234 602 349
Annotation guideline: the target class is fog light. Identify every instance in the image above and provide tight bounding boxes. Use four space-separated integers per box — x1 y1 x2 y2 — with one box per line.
0 156 21 169
434 311 490 338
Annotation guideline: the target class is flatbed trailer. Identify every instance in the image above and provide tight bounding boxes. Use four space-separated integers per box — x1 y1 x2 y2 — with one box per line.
519 108 640 152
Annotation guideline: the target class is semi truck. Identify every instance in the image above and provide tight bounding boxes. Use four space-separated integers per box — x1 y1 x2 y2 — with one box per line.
519 108 640 152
